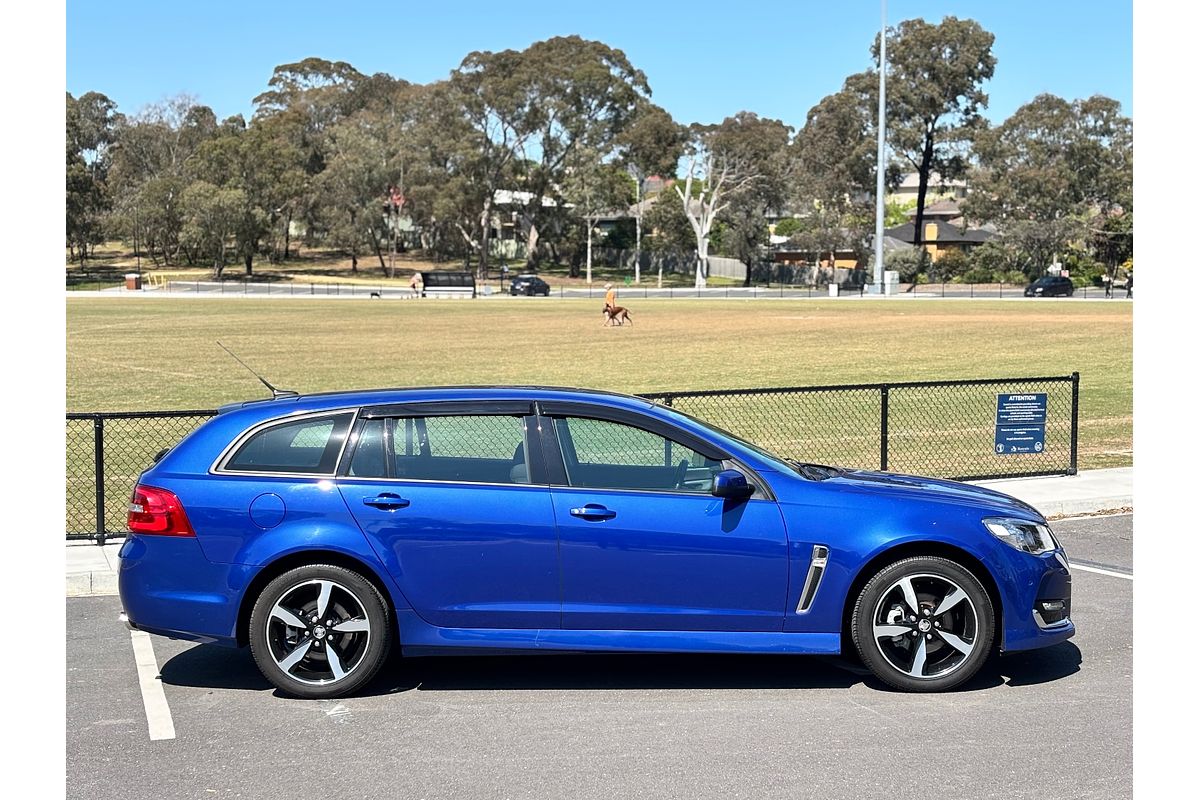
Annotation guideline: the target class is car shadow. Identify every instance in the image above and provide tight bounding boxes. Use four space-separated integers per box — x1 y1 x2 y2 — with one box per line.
159 641 1082 698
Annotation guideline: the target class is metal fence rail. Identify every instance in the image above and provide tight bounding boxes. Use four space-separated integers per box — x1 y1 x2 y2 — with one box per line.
66 374 1079 542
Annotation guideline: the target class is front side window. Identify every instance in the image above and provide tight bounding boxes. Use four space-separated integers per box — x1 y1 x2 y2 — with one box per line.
347 414 530 484
553 416 722 493
224 412 353 474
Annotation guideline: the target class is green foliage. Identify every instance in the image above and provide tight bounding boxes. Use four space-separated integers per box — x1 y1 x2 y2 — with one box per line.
643 195 693 254
930 248 969 280
967 93 1132 272
773 218 802 238
960 266 993 284
885 248 923 283
884 200 917 227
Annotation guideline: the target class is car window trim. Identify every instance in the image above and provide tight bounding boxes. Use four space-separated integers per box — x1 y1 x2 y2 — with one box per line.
533 402 774 500
536 400 731 462
338 408 547 485
211 408 359 477
361 400 533 418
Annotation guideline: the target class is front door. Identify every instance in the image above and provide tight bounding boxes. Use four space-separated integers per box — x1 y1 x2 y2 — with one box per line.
338 410 559 629
542 412 789 632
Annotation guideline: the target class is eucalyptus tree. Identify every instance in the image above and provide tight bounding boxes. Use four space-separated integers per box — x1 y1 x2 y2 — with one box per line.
791 84 893 279
449 36 651 275
866 16 996 252
966 93 1132 278
674 114 787 289
618 102 686 282
107 95 219 265
66 91 122 262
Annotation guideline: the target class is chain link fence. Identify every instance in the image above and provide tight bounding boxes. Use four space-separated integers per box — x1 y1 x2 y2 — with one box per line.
66 375 1078 542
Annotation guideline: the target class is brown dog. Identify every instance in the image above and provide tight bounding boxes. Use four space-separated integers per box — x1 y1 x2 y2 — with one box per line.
602 305 633 326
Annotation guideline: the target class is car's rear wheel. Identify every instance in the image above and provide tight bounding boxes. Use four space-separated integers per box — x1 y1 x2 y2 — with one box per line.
249 564 391 699
851 556 994 692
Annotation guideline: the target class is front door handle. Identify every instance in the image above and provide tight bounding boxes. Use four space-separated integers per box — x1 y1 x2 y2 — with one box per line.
363 493 410 510
570 503 616 521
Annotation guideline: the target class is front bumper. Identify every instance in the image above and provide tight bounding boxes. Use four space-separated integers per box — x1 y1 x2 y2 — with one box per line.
1001 549 1074 652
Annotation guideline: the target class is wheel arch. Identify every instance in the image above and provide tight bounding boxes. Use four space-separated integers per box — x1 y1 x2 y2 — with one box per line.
840 540 1003 654
236 550 397 647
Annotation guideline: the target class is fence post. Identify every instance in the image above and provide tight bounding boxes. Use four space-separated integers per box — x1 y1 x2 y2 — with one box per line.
880 386 890 472
1069 372 1080 475
93 416 106 545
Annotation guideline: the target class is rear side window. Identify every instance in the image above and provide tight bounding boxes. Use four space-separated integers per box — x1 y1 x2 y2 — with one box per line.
224 412 354 475
346 415 530 484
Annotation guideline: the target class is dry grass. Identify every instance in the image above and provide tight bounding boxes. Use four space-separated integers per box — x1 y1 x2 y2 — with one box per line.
65 296 1131 471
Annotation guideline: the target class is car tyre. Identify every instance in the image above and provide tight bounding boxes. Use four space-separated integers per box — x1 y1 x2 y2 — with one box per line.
851 556 994 692
249 564 392 699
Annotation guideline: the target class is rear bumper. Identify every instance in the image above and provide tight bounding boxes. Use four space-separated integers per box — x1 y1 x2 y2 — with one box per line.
117 534 255 648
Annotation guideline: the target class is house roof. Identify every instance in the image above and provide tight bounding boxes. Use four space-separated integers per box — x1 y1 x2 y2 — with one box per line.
886 220 993 245
907 198 963 219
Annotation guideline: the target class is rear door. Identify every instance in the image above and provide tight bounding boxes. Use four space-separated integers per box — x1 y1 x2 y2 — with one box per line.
538 403 790 632
337 402 560 629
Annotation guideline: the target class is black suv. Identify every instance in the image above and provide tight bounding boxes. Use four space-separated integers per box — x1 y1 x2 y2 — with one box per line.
510 274 551 296
1024 275 1075 297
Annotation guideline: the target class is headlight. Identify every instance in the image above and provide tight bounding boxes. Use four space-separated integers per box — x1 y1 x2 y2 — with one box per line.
983 517 1059 555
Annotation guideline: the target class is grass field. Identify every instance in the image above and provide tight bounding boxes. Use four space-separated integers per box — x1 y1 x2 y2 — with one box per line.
66 296 1132 469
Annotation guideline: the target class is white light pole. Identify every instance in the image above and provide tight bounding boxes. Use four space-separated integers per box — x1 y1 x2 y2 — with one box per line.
873 0 887 295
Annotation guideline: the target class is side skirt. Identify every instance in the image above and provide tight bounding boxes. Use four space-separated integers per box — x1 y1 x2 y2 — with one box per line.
396 610 841 656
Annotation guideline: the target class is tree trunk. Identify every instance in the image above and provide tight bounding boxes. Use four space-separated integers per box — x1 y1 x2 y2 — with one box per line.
478 197 493 279
244 251 253 276
369 227 386 271
525 221 540 269
909 131 937 291
282 210 292 261
695 239 709 289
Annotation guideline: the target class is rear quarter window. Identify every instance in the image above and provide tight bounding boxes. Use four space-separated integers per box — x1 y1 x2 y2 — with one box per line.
222 412 354 475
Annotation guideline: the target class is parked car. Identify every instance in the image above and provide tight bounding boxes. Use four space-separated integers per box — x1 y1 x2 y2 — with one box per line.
119 386 1072 698
510 274 551 296
1024 275 1075 297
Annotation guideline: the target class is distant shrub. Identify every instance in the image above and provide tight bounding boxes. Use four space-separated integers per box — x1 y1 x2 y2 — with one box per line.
931 249 970 280
960 266 994 284
885 248 924 283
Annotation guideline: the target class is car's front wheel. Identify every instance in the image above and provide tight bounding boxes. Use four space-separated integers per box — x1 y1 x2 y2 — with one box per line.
851 556 994 692
249 564 392 699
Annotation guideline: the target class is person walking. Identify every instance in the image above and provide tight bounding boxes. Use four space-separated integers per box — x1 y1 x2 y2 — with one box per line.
603 282 616 313
409 271 423 298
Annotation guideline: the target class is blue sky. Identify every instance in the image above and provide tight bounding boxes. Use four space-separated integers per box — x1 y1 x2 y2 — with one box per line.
66 1 1131 129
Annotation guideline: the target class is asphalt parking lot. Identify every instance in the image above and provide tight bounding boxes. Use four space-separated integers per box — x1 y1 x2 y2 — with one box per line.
66 514 1131 800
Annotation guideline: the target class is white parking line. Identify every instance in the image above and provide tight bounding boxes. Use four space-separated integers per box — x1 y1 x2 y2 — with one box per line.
130 631 176 741
1072 563 1133 581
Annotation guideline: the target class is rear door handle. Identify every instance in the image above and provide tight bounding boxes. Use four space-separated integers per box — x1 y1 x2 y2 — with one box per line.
363 493 410 510
570 504 616 521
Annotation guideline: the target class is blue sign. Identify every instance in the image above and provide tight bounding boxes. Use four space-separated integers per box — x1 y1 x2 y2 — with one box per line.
995 393 1047 455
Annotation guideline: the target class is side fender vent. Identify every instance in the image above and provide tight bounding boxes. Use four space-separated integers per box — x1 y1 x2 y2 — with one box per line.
796 545 830 613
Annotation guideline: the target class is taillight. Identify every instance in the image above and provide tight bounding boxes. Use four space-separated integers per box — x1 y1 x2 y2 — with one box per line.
128 484 195 537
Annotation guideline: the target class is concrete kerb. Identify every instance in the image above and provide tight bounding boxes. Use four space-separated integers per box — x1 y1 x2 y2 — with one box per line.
65 467 1132 597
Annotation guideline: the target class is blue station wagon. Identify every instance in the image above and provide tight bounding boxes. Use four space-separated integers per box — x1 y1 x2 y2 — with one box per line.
118 386 1073 697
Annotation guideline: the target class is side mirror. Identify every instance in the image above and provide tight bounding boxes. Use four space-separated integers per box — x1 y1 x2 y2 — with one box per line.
712 469 755 499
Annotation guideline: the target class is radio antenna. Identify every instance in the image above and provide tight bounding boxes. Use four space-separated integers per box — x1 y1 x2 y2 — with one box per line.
217 342 298 399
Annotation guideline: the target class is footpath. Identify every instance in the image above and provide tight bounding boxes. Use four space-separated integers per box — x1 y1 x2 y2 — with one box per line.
66 467 1132 597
